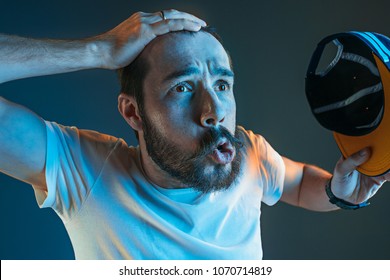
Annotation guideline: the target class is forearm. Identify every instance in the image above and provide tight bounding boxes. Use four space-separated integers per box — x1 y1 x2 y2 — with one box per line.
0 11 206 85
281 157 337 211
282 149 386 211
297 164 337 211
0 34 106 84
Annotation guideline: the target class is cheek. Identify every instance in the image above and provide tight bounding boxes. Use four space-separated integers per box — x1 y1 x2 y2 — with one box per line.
223 96 237 128
146 101 197 139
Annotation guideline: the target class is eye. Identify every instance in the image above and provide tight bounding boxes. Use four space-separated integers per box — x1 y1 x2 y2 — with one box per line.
171 82 192 94
176 85 188 92
218 84 227 91
215 80 231 92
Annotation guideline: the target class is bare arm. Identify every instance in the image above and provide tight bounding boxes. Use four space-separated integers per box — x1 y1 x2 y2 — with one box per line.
0 10 206 83
281 157 335 211
0 97 47 188
0 10 206 189
281 149 390 211
0 34 104 83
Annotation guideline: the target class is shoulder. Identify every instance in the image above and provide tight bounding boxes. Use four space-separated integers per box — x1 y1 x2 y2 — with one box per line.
237 125 284 170
237 126 285 205
45 120 132 159
237 126 271 155
46 121 119 143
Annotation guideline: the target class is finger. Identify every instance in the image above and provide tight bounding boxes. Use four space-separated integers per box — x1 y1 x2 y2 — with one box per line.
380 170 390 181
162 9 207 26
144 10 207 26
151 18 204 35
335 147 371 176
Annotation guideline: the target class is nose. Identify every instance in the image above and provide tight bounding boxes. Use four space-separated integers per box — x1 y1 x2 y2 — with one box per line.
199 88 226 127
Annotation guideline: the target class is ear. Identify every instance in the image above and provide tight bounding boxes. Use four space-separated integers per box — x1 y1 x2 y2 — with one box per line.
118 93 142 131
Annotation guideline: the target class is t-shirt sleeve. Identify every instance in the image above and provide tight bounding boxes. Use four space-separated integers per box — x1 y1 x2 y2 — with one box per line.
243 129 285 206
257 136 285 205
32 121 120 222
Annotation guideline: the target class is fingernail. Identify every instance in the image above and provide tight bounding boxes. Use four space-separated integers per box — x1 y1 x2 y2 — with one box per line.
359 148 370 156
195 24 202 31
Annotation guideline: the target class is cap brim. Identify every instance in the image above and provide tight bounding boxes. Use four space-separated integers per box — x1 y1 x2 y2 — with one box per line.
334 54 390 176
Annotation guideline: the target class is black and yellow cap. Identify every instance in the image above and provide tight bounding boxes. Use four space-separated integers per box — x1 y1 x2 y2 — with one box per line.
306 31 390 176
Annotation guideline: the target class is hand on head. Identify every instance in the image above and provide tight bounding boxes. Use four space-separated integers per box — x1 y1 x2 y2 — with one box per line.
98 9 207 70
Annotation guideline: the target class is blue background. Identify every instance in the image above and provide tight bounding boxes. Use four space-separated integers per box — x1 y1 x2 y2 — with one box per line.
1 0 390 259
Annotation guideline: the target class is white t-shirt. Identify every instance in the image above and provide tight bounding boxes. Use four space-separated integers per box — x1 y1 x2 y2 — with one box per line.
33 121 285 260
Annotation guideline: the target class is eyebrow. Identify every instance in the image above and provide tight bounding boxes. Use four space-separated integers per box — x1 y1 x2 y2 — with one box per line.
210 67 234 78
163 67 200 83
162 66 234 83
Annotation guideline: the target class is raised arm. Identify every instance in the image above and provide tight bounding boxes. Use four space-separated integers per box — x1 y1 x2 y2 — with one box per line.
0 10 206 83
0 10 206 189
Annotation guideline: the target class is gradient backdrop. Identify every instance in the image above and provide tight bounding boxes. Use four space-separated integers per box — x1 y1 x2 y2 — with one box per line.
1 0 390 260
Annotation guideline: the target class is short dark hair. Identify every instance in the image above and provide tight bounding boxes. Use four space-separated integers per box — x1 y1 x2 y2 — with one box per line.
117 27 232 139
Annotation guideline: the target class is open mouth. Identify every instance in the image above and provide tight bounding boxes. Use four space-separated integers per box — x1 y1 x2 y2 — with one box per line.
210 139 235 165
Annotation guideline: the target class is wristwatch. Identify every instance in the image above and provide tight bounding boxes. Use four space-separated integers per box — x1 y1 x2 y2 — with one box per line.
325 177 370 210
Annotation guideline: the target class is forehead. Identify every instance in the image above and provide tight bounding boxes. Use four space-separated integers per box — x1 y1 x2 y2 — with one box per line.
143 31 231 80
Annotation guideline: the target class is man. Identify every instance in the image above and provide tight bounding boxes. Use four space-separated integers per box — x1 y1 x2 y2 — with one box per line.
0 9 388 259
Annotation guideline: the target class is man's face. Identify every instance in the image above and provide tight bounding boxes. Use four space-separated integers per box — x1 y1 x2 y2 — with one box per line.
139 31 242 192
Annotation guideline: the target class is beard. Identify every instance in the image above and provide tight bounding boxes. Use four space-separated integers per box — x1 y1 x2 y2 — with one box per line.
141 115 244 194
